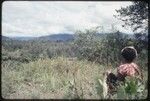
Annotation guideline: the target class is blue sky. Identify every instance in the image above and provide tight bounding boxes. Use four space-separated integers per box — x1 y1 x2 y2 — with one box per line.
2 1 133 37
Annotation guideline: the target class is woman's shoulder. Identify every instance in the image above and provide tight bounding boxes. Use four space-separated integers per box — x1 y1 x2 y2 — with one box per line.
117 63 128 71
131 62 139 69
118 63 129 67
118 62 138 69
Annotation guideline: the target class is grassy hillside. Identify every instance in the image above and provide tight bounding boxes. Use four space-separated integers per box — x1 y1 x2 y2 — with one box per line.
2 57 104 99
2 56 148 99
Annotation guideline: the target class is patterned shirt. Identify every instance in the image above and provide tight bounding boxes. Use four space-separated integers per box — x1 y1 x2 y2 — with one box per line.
117 63 139 77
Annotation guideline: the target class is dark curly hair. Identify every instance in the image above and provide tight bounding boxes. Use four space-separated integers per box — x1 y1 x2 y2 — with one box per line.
121 46 137 63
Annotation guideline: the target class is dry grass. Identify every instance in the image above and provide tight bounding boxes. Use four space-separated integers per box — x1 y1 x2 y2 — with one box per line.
2 56 104 99
2 56 148 99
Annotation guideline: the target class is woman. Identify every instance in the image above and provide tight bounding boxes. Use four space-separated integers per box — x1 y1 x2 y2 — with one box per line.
106 46 143 92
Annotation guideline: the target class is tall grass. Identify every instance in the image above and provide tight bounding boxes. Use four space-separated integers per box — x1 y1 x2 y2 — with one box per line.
2 56 147 99
2 56 104 99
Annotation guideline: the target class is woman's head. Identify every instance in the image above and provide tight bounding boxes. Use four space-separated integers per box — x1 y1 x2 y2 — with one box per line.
121 46 137 63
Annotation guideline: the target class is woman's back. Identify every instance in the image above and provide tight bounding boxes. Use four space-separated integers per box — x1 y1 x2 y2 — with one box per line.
117 62 138 77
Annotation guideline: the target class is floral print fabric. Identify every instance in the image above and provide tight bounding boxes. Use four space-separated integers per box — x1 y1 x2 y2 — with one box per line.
117 63 138 77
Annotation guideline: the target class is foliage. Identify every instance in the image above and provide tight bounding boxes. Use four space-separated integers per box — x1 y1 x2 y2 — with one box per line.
74 29 103 62
73 27 147 69
115 1 148 33
116 77 147 99
96 71 147 99
2 40 76 63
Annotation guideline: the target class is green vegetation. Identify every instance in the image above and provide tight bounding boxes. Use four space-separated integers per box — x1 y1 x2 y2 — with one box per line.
115 1 148 33
74 29 148 69
2 27 148 99
2 56 147 99
2 56 104 99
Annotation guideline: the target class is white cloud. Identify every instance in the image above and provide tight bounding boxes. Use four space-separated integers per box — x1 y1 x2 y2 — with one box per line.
2 1 133 37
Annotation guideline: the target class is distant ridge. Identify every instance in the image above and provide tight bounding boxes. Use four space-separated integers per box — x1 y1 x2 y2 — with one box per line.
2 32 134 41
2 33 74 41
38 33 74 41
2 35 12 41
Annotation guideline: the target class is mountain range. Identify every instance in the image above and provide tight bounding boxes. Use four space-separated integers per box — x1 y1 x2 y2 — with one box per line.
37 34 74 41
2 33 134 42
2 34 74 42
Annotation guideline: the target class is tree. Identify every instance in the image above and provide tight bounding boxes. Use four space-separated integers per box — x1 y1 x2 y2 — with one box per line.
73 27 108 63
104 31 129 66
114 1 148 33
73 27 129 66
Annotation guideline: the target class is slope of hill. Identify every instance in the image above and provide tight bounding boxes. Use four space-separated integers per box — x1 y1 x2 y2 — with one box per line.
2 34 74 42
10 36 36 41
2 35 12 41
38 33 74 41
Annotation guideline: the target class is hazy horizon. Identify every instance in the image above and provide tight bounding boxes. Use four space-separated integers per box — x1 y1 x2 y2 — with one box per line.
3 31 134 38
3 33 74 38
